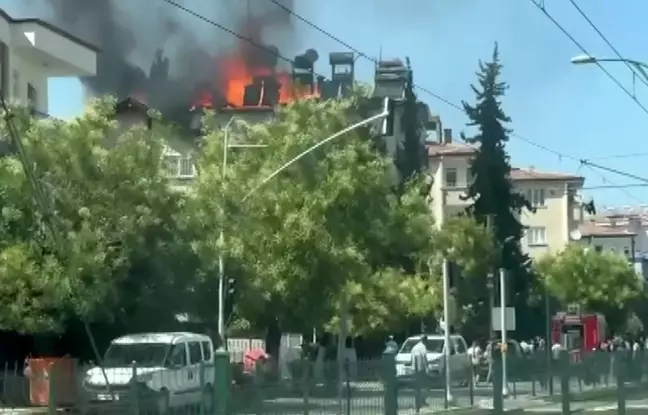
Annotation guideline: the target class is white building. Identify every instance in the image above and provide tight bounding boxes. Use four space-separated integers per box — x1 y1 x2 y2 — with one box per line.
0 9 97 114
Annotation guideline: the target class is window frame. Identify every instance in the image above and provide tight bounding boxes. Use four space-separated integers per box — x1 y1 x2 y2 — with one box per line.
525 188 546 208
179 156 195 177
188 341 202 364
527 226 547 246
445 168 458 188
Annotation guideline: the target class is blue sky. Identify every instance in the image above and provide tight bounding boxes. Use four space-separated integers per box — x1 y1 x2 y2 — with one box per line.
12 0 648 207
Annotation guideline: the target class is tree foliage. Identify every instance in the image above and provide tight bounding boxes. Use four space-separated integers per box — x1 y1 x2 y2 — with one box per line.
534 244 641 313
190 97 440 336
395 58 428 187
461 44 535 335
0 99 194 333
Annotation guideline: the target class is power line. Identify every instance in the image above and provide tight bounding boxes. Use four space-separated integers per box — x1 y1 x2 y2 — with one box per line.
585 152 648 161
583 183 648 190
567 0 648 89
527 0 648 115
267 0 648 188
164 0 648 199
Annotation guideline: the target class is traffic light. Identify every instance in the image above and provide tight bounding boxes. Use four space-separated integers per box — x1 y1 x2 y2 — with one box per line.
224 277 237 321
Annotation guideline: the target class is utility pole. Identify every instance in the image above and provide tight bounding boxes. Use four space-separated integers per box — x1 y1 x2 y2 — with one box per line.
217 117 267 343
500 267 509 397
487 215 495 340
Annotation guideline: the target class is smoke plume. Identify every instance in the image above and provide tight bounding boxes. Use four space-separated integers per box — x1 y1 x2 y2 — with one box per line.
20 0 300 113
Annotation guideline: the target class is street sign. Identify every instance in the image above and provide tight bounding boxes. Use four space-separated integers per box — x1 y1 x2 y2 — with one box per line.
491 307 516 331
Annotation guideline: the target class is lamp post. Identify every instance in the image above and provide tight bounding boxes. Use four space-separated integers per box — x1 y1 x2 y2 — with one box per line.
218 117 267 342
571 54 648 84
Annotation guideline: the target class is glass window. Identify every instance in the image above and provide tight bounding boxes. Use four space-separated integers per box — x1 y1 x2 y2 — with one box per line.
527 227 547 246
27 83 36 110
398 337 445 354
188 342 202 364
164 155 180 176
167 343 187 367
103 343 169 368
201 341 212 361
445 168 457 188
526 188 545 207
453 337 467 353
180 157 194 176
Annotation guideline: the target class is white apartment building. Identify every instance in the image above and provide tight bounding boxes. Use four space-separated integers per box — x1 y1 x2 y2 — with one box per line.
427 129 585 259
0 9 97 114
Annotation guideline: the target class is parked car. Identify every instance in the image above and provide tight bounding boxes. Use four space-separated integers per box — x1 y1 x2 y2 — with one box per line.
394 334 470 387
82 332 215 414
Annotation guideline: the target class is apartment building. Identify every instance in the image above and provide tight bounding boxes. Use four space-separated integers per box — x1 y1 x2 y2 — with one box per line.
427 131 585 259
0 9 97 114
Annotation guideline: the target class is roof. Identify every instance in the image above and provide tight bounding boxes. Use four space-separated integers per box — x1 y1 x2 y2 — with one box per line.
112 332 210 345
0 9 99 52
509 167 584 182
578 221 637 238
427 142 476 157
426 142 583 182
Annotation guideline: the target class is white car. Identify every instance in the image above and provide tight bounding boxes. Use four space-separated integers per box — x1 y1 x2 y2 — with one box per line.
394 334 470 386
82 332 215 414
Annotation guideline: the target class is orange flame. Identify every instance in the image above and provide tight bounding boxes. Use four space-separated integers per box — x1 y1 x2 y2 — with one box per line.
191 13 319 109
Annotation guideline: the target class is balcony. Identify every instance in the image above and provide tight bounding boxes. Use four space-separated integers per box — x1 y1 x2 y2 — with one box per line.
442 186 472 207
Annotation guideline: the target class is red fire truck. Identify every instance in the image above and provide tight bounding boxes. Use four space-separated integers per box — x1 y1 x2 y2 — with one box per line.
551 311 606 362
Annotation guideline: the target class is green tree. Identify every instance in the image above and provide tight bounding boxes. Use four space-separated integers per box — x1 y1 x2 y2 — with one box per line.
395 57 428 187
190 97 439 346
0 99 195 335
436 216 498 336
534 245 641 324
461 44 534 333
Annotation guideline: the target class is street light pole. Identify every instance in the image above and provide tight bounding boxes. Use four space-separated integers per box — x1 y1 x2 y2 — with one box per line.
218 99 390 344
217 117 267 343
500 268 509 397
571 54 648 84
241 98 391 203
442 258 455 405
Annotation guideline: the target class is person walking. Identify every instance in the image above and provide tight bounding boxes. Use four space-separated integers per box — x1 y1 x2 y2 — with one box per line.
412 335 429 414
468 340 482 385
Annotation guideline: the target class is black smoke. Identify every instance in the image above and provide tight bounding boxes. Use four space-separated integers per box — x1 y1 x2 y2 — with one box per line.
19 0 300 113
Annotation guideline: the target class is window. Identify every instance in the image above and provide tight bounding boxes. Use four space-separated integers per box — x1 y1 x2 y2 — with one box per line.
179 157 194 177
188 341 202 364
201 341 212 361
27 83 37 110
12 70 19 99
525 188 545 207
163 155 180 176
445 168 457 188
453 337 467 353
167 343 187 367
527 227 547 246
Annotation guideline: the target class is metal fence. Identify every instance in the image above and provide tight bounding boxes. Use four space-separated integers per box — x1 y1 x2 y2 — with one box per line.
0 347 646 414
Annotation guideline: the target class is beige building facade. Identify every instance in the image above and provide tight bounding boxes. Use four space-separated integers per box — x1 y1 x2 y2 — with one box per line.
427 131 585 259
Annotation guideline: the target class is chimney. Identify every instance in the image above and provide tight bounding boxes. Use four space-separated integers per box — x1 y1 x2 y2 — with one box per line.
442 128 452 144
373 58 408 100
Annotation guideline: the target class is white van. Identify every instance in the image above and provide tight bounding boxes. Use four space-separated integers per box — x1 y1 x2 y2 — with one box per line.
394 334 470 386
82 332 215 413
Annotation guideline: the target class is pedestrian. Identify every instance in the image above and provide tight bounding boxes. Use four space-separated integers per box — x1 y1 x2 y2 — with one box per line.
468 340 482 385
385 335 398 353
411 335 428 414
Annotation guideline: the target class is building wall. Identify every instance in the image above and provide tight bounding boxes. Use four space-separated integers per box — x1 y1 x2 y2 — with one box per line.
0 10 97 114
428 153 581 258
576 235 636 257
